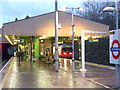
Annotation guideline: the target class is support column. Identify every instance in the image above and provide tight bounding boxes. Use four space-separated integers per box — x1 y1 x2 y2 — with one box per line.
116 64 120 88
55 0 59 72
35 38 39 61
30 36 33 62
115 0 120 88
80 30 86 77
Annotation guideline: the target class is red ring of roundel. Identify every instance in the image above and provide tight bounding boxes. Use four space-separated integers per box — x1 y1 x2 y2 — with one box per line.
111 40 120 59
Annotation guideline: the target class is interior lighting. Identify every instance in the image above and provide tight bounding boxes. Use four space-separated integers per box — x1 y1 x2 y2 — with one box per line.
5 35 14 45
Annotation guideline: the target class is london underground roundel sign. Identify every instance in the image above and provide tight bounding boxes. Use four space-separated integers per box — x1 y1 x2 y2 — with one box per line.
110 40 120 59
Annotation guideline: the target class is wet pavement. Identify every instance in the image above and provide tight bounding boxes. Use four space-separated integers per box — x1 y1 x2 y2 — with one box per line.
0 57 118 89
60 59 116 89
85 64 115 88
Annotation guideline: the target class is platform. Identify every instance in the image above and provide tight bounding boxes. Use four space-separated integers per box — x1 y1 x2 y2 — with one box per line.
0 57 118 89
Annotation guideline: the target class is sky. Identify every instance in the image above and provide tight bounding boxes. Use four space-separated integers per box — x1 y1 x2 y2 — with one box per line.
0 0 118 28
0 0 85 28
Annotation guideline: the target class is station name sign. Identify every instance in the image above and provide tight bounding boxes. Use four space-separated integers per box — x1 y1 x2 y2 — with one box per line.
111 47 120 52
110 40 120 59
13 39 24 43
110 30 120 64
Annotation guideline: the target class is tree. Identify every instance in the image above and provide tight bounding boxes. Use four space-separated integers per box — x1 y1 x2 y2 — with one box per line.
77 0 116 30
65 1 120 30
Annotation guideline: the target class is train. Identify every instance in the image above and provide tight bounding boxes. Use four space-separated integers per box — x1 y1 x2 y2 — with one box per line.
59 43 72 58
53 43 79 59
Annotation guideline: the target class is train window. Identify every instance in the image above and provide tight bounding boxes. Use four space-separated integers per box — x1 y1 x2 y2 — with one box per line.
62 48 72 52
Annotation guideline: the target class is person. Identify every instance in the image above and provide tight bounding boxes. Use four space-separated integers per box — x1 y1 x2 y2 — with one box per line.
20 51 24 61
16 52 21 62
46 52 50 63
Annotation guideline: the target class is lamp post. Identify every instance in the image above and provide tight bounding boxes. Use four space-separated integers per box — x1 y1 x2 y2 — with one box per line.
103 0 120 88
63 7 82 72
55 0 59 72
71 8 75 72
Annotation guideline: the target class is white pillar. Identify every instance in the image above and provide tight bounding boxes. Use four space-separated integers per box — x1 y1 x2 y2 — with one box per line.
80 30 86 77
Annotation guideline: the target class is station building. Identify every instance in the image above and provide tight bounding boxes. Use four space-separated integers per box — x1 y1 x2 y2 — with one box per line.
2 11 109 61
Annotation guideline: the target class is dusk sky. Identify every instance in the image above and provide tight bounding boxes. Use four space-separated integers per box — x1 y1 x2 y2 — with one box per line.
0 0 117 28
0 0 85 28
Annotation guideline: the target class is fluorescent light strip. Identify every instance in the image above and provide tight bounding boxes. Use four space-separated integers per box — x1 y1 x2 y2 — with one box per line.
4 35 14 45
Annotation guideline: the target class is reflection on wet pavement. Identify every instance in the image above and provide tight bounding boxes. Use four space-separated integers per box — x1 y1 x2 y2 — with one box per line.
2 57 109 88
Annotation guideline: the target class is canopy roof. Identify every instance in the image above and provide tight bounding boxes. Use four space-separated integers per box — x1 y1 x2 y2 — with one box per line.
3 11 109 36
0 28 9 43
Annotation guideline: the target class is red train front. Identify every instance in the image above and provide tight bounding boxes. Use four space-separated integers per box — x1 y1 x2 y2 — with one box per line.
59 46 72 58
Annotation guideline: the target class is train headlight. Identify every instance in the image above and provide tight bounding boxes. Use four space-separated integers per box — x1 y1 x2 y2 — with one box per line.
63 52 67 55
69 52 72 55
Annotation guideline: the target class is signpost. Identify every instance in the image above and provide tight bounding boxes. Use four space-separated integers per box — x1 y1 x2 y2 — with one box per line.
104 0 120 88
109 0 120 88
110 30 120 88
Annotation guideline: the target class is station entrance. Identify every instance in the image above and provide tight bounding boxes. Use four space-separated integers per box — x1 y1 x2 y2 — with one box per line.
3 11 109 71
10 36 81 62
4 33 109 67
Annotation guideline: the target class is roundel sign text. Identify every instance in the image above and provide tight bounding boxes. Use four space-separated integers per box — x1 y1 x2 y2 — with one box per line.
110 40 120 59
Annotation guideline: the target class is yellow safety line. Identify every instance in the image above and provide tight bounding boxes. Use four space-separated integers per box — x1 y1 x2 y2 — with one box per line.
0 57 15 89
85 62 115 70
62 58 115 70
